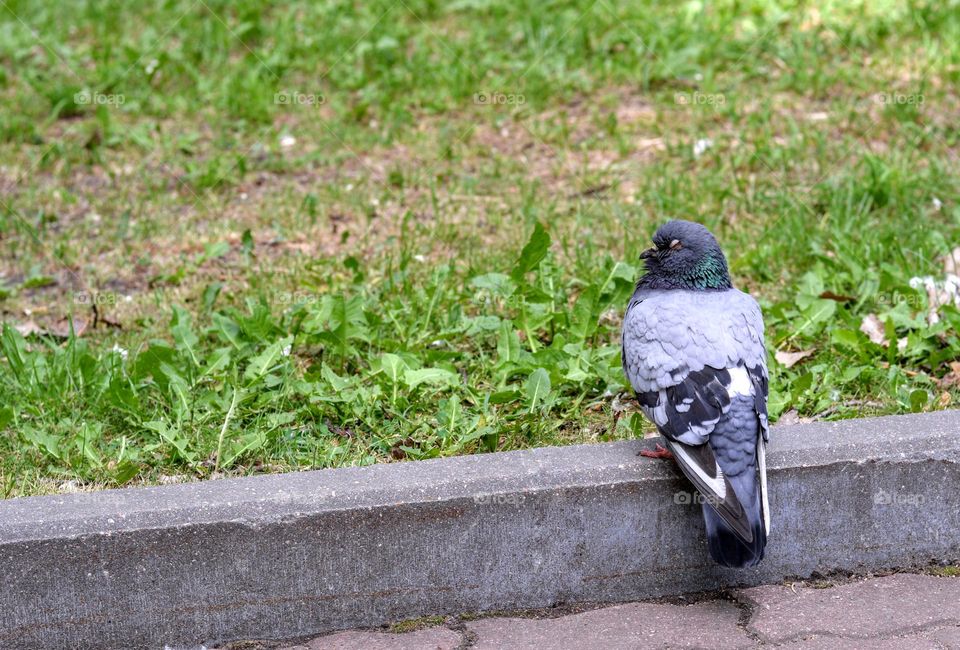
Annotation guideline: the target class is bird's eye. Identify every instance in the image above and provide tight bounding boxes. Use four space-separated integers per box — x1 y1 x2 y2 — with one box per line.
670 239 682 250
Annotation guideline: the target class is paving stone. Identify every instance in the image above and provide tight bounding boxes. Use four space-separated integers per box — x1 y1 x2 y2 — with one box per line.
776 625 960 649
282 627 460 650
929 626 960 648
776 633 944 649
738 574 960 644
467 601 755 649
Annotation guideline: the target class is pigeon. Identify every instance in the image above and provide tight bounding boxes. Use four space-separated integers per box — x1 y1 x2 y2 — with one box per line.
621 220 770 568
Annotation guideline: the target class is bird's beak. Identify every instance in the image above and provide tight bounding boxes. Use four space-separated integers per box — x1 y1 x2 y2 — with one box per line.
640 247 657 260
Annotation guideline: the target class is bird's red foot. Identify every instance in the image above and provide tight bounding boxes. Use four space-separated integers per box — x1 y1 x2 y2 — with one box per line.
639 443 674 460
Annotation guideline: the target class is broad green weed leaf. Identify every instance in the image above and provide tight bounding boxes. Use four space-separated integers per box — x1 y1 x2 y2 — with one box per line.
381 352 408 403
131 344 177 388
314 295 369 357
171 306 200 366
199 347 232 380
909 389 927 412
21 425 60 459
380 353 407 383
244 336 293 380
212 313 243 348
511 222 550 281
160 363 190 415
437 395 462 437
470 272 516 297
321 364 352 391
112 460 140 484
831 328 863 350
497 321 522 365
0 406 14 430
221 431 268 468
525 368 551 410
144 420 193 462
106 376 139 413
570 285 600 341
404 367 459 390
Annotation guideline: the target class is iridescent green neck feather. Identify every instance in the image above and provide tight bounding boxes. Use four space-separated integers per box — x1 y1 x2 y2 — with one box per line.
637 250 732 292
682 253 732 290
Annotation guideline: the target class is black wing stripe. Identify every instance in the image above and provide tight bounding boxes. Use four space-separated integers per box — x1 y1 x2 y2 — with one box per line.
636 366 732 441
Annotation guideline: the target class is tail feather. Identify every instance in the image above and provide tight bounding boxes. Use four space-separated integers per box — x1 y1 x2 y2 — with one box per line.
703 471 766 568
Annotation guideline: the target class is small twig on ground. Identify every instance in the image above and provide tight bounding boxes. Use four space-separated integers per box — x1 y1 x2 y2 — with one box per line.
812 400 885 421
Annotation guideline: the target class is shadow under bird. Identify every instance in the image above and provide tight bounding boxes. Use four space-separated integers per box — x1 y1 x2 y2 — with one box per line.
621 220 770 568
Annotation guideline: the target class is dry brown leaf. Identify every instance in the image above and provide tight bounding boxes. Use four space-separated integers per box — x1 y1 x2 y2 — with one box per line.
775 349 815 368
818 291 855 302
636 137 666 151
14 321 44 337
936 361 960 389
938 391 952 408
860 314 887 346
48 317 88 339
14 318 87 339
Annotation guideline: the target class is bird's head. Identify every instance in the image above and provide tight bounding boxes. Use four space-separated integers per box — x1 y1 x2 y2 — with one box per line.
638 220 732 291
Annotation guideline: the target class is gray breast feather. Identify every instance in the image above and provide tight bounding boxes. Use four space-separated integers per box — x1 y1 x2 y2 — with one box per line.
621 289 767 393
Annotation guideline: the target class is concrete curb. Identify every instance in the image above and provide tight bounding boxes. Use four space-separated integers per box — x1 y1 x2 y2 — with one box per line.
2 411 959 649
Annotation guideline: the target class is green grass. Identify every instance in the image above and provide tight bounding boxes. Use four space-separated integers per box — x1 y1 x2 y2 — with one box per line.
389 615 448 633
2 0 960 497
929 565 960 577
